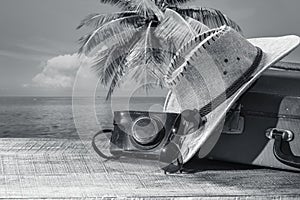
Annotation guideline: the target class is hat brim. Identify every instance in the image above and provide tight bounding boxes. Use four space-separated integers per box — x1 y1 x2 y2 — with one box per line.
163 35 300 163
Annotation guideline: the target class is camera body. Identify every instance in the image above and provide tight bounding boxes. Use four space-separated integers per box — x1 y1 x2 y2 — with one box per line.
110 111 180 159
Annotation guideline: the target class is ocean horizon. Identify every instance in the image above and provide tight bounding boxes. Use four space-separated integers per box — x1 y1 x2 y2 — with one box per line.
0 96 166 139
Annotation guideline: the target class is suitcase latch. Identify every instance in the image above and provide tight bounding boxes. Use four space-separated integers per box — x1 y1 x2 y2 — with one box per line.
266 128 294 142
223 104 245 135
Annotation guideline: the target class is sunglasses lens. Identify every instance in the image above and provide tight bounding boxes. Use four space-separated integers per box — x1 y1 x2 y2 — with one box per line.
159 142 183 173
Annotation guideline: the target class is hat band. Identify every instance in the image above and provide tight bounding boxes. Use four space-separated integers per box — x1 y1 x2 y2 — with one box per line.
198 47 263 117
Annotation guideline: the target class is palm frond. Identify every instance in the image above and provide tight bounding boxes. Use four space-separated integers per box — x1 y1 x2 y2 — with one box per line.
106 61 165 99
129 60 164 93
90 46 129 100
91 46 118 86
78 15 141 55
121 22 168 93
144 22 165 65
186 17 209 34
91 30 144 99
86 26 142 56
163 0 191 6
128 64 164 92
127 22 165 68
105 61 127 100
99 0 132 9
92 30 143 84
125 0 164 21
171 6 243 34
155 8 202 50
77 11 139 29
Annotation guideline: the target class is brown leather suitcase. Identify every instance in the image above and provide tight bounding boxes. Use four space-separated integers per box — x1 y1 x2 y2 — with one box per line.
207 62 300 171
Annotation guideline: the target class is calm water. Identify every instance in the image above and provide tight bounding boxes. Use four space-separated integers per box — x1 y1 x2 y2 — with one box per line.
0 96 165 139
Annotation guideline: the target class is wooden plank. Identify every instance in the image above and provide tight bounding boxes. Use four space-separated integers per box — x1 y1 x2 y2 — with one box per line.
0 138 299 199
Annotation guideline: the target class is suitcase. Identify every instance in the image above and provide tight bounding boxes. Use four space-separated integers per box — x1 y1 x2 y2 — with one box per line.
206 62 300 171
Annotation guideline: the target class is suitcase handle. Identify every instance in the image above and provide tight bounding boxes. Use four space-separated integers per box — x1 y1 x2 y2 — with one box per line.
266 128 300 169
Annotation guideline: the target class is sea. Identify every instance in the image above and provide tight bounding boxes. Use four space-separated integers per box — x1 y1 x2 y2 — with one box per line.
0 96 166 139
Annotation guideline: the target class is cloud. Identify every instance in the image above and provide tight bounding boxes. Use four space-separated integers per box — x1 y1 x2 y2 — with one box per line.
32 53 94 88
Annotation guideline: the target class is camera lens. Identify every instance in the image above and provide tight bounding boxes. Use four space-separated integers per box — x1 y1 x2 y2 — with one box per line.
132 117 159 145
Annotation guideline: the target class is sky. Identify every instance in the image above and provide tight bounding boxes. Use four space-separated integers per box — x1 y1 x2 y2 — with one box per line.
0 0 300 96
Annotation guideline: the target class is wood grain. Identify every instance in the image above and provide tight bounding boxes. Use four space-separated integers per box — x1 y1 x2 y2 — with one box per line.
0 138 299 199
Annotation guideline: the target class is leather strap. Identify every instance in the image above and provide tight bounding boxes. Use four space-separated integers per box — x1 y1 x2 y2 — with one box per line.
92 129 117 160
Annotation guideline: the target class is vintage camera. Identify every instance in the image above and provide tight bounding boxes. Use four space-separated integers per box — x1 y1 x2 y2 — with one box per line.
109 109 207 161
109 111 180 159
92 109 207 173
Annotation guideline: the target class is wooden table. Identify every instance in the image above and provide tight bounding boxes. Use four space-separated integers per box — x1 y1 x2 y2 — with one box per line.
0 138 299 199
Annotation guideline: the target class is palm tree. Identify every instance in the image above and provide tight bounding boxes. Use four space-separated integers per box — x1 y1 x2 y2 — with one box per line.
77 0 242 99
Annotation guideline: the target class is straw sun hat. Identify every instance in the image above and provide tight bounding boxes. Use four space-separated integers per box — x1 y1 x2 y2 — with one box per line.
162 25 300 166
